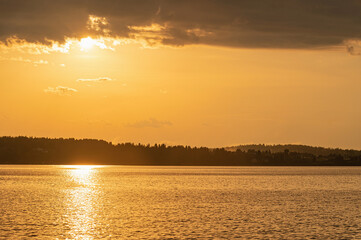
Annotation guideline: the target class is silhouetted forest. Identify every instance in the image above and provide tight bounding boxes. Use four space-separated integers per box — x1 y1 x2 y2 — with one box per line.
226 144 361 157
0 136 360 166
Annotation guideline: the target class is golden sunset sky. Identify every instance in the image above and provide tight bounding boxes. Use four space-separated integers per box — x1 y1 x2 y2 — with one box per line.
1 0 361 148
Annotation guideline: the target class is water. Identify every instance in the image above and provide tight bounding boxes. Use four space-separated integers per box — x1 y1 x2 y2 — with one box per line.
0 166 360 239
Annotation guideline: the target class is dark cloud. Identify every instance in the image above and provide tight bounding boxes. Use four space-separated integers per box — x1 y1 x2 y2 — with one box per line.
1 0 361 49
346 41 361 55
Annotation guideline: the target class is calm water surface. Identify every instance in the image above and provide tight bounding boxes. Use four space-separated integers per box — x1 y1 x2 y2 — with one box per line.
0 166 360 239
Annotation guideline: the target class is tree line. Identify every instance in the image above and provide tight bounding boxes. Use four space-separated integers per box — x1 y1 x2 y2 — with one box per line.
226 144 361 157
0 136 360 166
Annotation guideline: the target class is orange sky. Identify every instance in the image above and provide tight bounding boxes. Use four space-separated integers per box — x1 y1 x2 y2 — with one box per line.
1 1 361 149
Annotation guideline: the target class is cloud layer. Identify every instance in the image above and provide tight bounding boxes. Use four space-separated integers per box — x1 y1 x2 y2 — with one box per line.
1 0 361 50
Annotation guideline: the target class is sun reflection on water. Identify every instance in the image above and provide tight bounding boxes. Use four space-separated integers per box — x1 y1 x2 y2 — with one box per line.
63 165 103 239
62 165 105 170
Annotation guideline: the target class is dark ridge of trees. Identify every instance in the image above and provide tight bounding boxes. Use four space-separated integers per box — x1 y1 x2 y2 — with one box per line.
0 136 360 166
226 144 361 157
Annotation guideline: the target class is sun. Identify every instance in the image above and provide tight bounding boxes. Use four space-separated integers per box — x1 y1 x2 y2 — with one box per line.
79 37 95 50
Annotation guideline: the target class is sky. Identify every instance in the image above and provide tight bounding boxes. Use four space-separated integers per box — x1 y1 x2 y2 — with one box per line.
0 0 361 149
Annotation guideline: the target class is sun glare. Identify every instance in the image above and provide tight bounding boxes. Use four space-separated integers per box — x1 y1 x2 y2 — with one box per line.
75 165 95 170
79 37 95 51
61 165 105 170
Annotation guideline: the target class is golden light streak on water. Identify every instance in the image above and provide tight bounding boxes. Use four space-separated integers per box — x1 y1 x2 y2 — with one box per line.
64 166 101 239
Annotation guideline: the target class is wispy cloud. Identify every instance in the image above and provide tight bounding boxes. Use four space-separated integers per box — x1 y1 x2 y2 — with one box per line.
0 56 48 66
77 77 112 83
11 57 48 65
127 118 172 128
44 86 78 96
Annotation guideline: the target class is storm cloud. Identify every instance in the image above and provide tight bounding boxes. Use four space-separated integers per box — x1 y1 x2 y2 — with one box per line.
1 0 361 49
